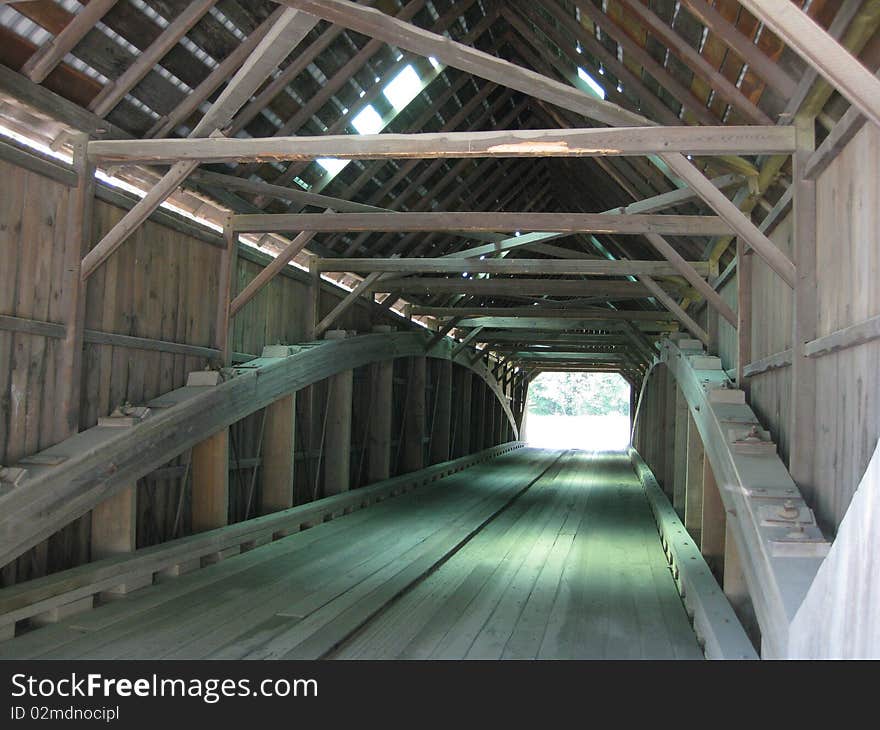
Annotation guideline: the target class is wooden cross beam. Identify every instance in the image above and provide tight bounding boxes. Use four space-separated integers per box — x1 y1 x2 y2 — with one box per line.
87 125 796 164
639 275 709 345
451 327 485 358
738 0 880 131
20 0 119 84
439 174 740 260
229 212 732 236
79 8 320 280
275 0 796 286
316 258 711 277
677 0 797 98
313 272 388 338
147 8 286 138
371 278 674 298
615 0 772 125
413 307 675 321
89 0 218 118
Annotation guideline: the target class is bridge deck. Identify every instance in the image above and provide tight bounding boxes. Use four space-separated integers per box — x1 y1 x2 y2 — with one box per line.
0 449 702 660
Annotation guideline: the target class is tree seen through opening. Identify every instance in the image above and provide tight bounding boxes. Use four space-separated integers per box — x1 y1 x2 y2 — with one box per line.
524 372 631 451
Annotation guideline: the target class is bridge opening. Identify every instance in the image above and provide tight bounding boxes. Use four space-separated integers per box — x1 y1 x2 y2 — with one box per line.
523 372 630 451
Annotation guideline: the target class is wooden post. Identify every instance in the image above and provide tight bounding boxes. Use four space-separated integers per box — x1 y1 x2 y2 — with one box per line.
706 303 720 355
700 456 726 582
736 238 753 389
471 378 486 452
454 367 472 457
722 529 758 642
90 484 151 596
261 393 295 513
663 367 677 496
430 358 453 464
90 487 136 559
191 428 229 532
57 133 95 442
401 355 427 472
367 325 394 482
485 395 497 449
790 113 817 503
672 385 689 518
308 256 322 339
324 330 353 495
684 411 704 545
217 218 237 364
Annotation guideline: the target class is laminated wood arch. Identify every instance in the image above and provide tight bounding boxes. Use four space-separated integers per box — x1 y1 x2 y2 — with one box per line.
0 331 516 569
631 337 829 658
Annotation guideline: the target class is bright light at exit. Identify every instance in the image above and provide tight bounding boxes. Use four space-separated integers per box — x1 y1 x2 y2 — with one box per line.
524 372 631 451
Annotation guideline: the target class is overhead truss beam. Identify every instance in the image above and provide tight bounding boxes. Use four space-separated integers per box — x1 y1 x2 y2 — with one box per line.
230 212 731 236
86 126 796 164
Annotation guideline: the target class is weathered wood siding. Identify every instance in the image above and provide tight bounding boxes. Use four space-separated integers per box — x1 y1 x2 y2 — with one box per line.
645 124 879 537
0 157 512 586
812 122 880 532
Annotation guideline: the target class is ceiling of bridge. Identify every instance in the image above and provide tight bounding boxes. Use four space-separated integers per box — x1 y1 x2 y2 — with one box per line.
0 0 870 376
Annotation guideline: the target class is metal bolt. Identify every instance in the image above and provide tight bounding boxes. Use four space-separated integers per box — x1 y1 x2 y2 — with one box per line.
778 500 800 520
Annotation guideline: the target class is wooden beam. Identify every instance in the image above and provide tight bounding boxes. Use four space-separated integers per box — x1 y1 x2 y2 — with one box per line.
56 134 94 441
738 0 880 130
642 233 737 326
374 278 672 298
410 305 673 322
657 158 796 287
452 318 676 332
231 212 731 236
367 327 395 482
453 368 472 458
518 0 680 126
443 174 741 260
742 349 793 378
216 220 237 364
401 356 427 472
736 241 752 388
804 313 880 359
88 0 217 118
88 125 795 163
804 98 871 181
261 394 296 514
229 230 317 318
678 0 797 98
451 327 485 357
274 0 794 286
148 8 285 138
416 307 675 321
0 332 516 566
425 317 461 351
569 0 719 126
20 0 119 83
789 114 818 504
684 411 704 544
192 429 229 533
316 258 711 276
313 271 387 338
79 8 319 279
323 332 354 496
639 275 709 345
90 486 136 560
616 0 772 125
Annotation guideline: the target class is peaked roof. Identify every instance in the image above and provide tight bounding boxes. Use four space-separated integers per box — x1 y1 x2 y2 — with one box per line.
0 0 874 373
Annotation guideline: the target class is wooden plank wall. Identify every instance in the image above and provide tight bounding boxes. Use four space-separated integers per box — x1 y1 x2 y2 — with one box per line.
0 158 511 587
639 124 879 538
812 122 880 533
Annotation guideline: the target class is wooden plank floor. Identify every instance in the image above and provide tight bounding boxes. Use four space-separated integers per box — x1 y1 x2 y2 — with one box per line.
0 449 702 660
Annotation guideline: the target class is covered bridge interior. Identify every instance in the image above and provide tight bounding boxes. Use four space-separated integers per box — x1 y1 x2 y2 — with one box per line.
0 0 878 660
